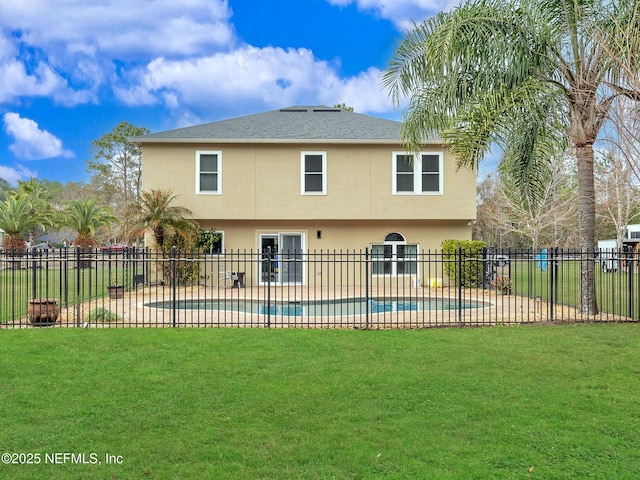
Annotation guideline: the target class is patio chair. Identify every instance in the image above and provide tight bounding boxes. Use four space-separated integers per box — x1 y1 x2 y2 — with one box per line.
218 271 237 288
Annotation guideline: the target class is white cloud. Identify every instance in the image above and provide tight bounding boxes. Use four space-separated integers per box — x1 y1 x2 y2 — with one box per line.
3 113 74 160
0 164 38 185
0 0 411 121
0 0 235 105
0 28 100 106
0 34 18 61
326 0 458 29
115 46 395 118
0 58 91 105
317 67 397 114
0 0 235 60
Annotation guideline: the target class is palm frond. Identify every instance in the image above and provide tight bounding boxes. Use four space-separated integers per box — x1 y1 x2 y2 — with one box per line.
383 0 557 155
125 190 196 248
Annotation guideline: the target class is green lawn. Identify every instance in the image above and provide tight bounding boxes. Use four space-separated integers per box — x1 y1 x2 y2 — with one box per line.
0 266 126 322
1 326 639 479
510 260 640 318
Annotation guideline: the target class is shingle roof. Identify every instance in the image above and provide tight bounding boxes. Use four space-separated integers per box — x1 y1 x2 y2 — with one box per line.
132 106 432 144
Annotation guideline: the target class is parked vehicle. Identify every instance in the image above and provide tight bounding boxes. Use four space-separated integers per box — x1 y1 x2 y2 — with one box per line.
488 253 510 267
100 243 130 252
596 240 618 272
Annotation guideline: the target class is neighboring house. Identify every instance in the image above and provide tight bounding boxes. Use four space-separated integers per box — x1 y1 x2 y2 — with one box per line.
36 233 73 247
627 224 640 242
132 106 477 285
598 224 640 252
596 224 640 272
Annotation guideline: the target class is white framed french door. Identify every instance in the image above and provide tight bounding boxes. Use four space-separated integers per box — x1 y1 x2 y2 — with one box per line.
259 233 305 285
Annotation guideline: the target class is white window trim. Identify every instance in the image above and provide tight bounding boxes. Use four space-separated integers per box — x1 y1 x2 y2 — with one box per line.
392 151 443 195
371 242 420 277
196 150 222 195
258 231 307 286
204 230 225 256
300 151 327 195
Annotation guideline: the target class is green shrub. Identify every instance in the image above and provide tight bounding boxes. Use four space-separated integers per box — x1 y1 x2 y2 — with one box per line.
441 239 485 288
160 233 201 286
196 229 222 254
160 255 201 286
86 307 122 323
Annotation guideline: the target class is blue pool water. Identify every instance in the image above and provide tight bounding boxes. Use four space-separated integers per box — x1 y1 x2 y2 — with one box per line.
145 298 481 316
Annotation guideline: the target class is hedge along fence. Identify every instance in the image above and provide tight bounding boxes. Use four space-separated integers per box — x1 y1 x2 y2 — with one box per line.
442 240 486 288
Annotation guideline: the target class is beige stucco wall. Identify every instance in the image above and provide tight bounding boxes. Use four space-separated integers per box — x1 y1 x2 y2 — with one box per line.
141 142 476 221
196 219 471 253
141 140 475 286
191 219 465 287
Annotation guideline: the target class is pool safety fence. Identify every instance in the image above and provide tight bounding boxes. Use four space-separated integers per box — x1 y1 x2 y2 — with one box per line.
1 246 639 328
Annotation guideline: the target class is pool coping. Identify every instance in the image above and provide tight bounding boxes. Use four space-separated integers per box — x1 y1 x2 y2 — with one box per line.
47 283 617 329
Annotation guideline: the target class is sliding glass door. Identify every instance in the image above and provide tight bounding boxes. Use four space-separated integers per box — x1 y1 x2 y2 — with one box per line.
260 233 304 285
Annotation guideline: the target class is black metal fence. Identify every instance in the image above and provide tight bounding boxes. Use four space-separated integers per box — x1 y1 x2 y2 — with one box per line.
1 246 638 329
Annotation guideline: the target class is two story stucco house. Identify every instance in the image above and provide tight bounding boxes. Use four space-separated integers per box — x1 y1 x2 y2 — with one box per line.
133 106 476 285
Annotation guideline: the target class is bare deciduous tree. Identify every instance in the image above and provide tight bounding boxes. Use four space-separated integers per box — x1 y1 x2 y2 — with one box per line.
481 157 578 251
595 149 640 247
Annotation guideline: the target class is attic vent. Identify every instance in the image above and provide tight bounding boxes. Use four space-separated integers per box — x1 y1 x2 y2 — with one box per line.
313 108 341 112
279 108 308 112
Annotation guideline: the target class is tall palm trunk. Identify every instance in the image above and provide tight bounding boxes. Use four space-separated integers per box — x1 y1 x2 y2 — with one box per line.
568 90 603 316
154 225 165 250
574 142 599 315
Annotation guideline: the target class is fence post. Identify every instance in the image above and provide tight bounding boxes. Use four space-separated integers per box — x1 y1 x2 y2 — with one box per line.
124 247 130 289
30 251 37 300
549 248 557 321
171 246 177 327
631 251 640 320
481 246 488 289
76 247 82 327
458 246 463 325
627 248 635 320
266 246 272 328
365 247 370 330
62 247 68 308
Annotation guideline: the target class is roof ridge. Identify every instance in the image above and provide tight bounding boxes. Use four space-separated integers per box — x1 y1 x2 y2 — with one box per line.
131 106 439 144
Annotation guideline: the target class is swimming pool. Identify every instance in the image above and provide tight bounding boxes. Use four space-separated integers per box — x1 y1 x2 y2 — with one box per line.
145 297 482 316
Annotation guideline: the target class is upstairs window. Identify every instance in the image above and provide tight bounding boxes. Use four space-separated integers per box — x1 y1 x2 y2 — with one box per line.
196 151 222 194
301 152 327 195
393 152 443 195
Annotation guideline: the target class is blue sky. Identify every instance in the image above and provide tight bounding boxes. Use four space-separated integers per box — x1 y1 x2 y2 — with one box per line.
0 0 462 185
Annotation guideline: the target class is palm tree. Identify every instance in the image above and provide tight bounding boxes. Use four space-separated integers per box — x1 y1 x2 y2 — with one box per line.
17 178 52 201
16 178 54 246
0 195 53 250
57 199 119 248
126 190 197 250
383 0 640 315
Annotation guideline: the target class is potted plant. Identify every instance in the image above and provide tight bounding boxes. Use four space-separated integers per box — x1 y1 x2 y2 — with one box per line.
490 276 512 295
107 275 124 299
27 298 60 326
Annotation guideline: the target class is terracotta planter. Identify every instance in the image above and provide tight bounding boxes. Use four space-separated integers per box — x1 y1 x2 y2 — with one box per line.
27 298 60 326
108 285 124 299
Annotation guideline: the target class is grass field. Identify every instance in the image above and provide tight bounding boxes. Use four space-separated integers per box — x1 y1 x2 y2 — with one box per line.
509 260 640 318
0 266 124 322
1 325 639 479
